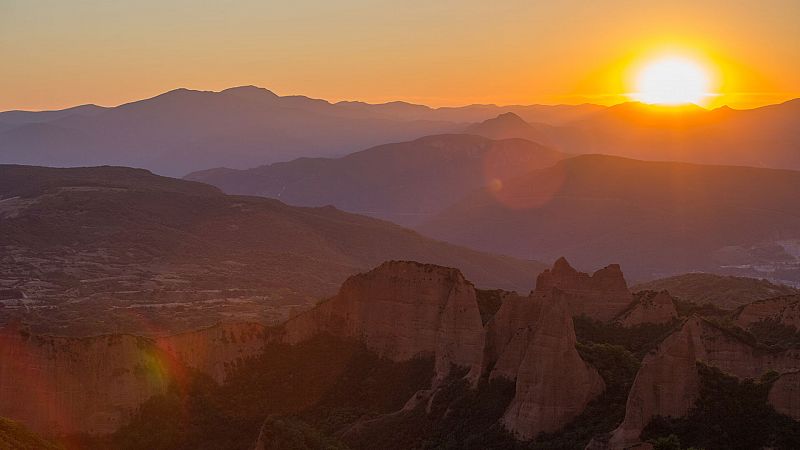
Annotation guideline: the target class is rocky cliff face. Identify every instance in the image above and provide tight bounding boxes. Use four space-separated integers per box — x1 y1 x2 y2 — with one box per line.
535 258 633 321
615 291 678 327
733 294 800 329
607 317 800 448
283 261 604 439
769 370 800 420
0 259 676 442
0 322 266 436
155 322 267 383
485 289 605 438
282 261 486 380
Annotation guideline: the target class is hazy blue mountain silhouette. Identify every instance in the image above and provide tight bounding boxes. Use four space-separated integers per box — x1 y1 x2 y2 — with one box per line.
186 133 566 226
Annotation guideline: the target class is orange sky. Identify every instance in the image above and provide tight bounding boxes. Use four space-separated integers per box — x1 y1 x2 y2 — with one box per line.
1 1 798 111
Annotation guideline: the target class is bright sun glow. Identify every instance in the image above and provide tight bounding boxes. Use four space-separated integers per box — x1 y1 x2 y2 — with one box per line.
632 57 712 105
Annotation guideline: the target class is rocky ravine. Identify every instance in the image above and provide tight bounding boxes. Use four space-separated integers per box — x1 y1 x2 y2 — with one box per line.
280 260 605 439
0 322 266 436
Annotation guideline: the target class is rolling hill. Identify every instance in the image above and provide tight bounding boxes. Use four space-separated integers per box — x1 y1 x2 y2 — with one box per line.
0 164 545 335
419 154 800 283
633 273 800 309
186 134 566 226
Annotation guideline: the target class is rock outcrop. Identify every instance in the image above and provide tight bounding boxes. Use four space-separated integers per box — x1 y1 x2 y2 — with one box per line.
615 290 678 327
607 317 800 449
155 322 267 382
535 257 633 321
0 259 656 441
485 289 605 438
768 370 800 420
283 261 604 439
733 294 800 329
282 261 486 380
633 273 800 311
0 322 266 436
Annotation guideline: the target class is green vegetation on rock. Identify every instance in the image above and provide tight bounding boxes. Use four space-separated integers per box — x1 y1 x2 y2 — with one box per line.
643 363 800 450
573 315 677 357
90 337 432 450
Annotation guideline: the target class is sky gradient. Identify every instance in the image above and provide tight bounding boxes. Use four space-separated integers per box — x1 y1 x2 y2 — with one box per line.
2 0 799 111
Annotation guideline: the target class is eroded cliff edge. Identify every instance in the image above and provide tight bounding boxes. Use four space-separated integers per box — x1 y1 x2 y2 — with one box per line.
606 316 800 449
280 260 605 439
0 322 266 435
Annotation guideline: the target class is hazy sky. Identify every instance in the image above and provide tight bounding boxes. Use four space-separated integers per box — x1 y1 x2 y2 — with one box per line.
2 0 799 111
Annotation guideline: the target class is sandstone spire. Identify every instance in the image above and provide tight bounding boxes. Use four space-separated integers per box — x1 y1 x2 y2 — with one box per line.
535 257 633 321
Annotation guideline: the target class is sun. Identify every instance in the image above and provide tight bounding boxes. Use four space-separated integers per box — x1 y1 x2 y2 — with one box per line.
632 56 712 106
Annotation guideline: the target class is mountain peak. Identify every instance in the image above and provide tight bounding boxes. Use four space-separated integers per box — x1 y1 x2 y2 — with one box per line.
464 111 547 142
474 111 530 128
220 85 278 98
494 111 527 123
552 256 577 274
534 258 632 320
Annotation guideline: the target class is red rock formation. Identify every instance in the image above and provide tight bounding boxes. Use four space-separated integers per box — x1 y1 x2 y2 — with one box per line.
733 294 800 329
155 322 266 383
486 289 605 439
284 262 604 439
615 291 678 327
281 261 486 380
608 317 800 449
769 370 800 420
535 258 633 321
0 322 266 436
0 259 634 440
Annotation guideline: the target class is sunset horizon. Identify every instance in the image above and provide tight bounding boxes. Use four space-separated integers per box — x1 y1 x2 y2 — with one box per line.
3 1 800 111
2 2 800 449
8 83 800 112
5 80 799 118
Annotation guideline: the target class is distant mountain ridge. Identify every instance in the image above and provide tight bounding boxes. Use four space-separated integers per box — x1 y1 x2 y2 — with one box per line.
463 111 559 145
0 86 599 176
466 101 800 170
186 133 567 226
3 86 798 175
419 153 800 283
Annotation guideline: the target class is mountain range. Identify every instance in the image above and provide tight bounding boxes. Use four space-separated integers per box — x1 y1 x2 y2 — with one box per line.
186 134 566 226
187 125 800 284
420 153 800 283
3 86 799 177
4 85 800 450
0 87 598 176
464 101 800 170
